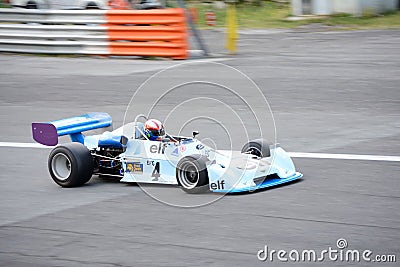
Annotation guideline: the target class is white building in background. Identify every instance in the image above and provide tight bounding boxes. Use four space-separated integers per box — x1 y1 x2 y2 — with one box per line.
291 0 399 16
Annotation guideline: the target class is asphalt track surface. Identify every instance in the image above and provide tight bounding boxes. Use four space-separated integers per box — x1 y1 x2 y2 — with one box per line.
0 29 399 266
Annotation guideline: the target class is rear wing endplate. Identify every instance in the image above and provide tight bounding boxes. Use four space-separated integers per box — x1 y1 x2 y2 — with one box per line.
32 112 112 146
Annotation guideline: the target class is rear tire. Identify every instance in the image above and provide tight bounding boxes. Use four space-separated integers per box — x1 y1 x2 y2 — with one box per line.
241 139 271 158
176 155 209 194
48 143 94 187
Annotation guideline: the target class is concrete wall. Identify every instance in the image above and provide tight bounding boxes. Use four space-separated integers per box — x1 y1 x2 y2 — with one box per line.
332 0 361 16
313 0 333 15
292 0 399 16
291 0 303 15
359 0 398 13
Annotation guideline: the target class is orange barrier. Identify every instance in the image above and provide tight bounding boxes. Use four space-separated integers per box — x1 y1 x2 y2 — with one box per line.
205 11 216 27
109 42 188 59
106 8 188 59
108 26 186 41
189 7 198 24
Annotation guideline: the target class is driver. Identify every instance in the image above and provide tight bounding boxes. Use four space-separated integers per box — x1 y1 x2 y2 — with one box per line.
144 119 166 141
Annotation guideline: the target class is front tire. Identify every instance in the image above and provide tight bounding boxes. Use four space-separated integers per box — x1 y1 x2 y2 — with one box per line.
241 139 271 158
48 143 94 187
176 155 209 194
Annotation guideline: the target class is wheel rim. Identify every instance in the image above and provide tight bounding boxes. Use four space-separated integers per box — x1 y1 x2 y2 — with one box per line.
247 146 262 157
51 153 71 181
178 161 199 189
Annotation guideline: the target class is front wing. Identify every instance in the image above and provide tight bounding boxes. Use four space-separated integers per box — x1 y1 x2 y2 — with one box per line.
211 172 303 193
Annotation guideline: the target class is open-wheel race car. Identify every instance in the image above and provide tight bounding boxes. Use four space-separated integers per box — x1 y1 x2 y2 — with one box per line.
32 112 302 193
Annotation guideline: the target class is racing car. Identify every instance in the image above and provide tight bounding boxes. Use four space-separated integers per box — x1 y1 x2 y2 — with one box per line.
32 112 302 193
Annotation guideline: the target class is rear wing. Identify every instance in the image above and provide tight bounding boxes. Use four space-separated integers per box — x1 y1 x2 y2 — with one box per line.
32 112 112 146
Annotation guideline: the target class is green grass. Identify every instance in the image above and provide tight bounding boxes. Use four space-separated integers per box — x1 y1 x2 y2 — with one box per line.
0 0 11 8
187 2 400 29
321 11 400 29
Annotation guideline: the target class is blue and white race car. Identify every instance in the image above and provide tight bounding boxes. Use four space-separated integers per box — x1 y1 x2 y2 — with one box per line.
32 112 302 193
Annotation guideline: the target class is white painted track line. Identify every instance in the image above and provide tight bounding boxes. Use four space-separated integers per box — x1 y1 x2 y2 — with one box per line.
1 141 400 162
0 142 52 148
288 152 400 162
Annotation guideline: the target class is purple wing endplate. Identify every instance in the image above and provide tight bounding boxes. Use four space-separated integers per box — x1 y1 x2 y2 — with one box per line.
32 123 58 146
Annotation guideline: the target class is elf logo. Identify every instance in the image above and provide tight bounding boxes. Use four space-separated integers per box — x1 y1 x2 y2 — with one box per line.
196 144 204 150
210 180 225 190
150 143 166 154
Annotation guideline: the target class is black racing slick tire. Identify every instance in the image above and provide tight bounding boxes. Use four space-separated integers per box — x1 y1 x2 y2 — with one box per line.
241 139 271 158
48 143 94 187
176 155 209 194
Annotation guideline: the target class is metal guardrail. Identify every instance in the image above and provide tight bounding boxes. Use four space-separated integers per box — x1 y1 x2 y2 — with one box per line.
0 8 108 55
0 9 106 24
0 25 107 41
0 24 107 41
0 40 108 54
0 8 189 59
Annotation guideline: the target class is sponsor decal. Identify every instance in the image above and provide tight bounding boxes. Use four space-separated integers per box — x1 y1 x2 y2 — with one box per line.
196 144 205 150
210 180 225 190
180 145 186 152
171 147 179 157
147 160 155 166
126 162 143 174
182 138 194 144
149 143 166 154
